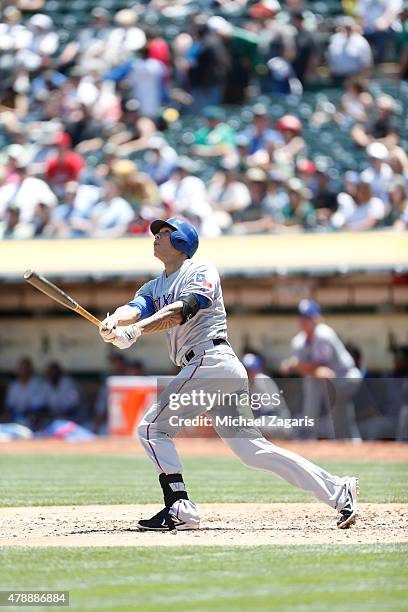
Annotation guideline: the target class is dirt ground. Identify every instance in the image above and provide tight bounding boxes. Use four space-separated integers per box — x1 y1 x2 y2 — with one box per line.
1 437 408 462
1 439 406 548
0 503 407 548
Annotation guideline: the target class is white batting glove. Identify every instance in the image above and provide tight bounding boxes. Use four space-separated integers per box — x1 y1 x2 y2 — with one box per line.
100 324 141 350
101 312 119 331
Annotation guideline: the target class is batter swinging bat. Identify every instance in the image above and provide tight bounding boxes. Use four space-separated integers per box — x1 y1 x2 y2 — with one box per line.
23 270 107 330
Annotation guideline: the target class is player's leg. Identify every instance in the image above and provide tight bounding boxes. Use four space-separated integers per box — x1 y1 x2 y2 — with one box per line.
216 425 347 508
136 353 212 531
211 351 359 527
216 424 358 527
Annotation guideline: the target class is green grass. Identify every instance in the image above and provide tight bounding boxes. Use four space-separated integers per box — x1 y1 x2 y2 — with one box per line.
1 545 407 611
0 455 406 506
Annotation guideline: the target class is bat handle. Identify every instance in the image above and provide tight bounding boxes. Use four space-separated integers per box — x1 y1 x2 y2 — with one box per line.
75 305 108 330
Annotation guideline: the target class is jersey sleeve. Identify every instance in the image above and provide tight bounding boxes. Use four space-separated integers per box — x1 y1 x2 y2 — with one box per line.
128 280 156 319
128 295 156 319
179 262 218 305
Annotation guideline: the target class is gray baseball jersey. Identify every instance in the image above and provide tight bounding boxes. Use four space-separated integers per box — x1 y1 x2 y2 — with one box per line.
135 259 227 366
292 322 357 378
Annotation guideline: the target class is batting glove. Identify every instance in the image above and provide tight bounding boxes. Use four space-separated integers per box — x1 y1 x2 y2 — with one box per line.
101 312 119 331
100 324 141 350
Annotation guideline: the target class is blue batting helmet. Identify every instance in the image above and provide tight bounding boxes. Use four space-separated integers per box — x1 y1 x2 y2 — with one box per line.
150 217 199 258
298 299 321 318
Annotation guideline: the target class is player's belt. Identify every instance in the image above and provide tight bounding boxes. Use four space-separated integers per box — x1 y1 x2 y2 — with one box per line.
183 338 229 365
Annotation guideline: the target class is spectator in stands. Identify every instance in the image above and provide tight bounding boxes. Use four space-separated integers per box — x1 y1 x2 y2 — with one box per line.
361 142 393 202
93 143 121 181
327 17 372 85
45 132 85 195
147 30 171 70
188 16 231 112
309 161 339 225
266 169 290 214
17 13 59 73
30 68 67 109
192 106 236 157
44 361 80 422
143 137 178 186
296 158 316 191
111 160 161 214
337 79 373 125
206 16 261 105
384 177 408 227
0 157 57 223
4 357 48 430
0 6 25 60
51 181 100 238
107 99 156 156
355 0 402 62
207 160 251 229
87 179 135 238
130 45 169 118
280 178 316 230
250 1 292 94
397 1 408 79
108 9 146 62
388 145 408 181
0 204 33 239
232 168 277 234
2 145 25 185
291 11 320 86
58 7 112 69
239 104 283 155
274 115 306 166
351 94 400 148
335 178 387 230
32 201 54 237
65 103 106 154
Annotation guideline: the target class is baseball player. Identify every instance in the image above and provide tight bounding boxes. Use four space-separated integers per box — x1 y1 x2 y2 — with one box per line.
99 217 359 531
281 300 362 440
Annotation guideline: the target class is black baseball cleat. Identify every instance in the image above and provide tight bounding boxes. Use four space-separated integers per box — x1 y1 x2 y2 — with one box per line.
137 507 188 532
337 477 359 529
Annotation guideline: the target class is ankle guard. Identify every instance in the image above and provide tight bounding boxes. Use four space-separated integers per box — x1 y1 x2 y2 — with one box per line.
159 473 189 507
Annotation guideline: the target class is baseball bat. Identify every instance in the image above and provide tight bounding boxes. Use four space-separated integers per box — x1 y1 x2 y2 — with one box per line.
23 270 107 330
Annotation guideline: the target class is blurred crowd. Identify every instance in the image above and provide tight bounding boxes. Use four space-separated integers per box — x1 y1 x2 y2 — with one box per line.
1 0 408 238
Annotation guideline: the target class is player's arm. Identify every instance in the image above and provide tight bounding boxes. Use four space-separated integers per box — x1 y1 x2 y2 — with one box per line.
137 301 183 333
280 357 333 377
138 293 210 335
102 295 156 328
100 294 209 349
106 305 142 326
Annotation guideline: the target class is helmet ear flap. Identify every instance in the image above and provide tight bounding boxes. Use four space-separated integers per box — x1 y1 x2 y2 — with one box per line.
151 217 199 258
170 232 190 257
